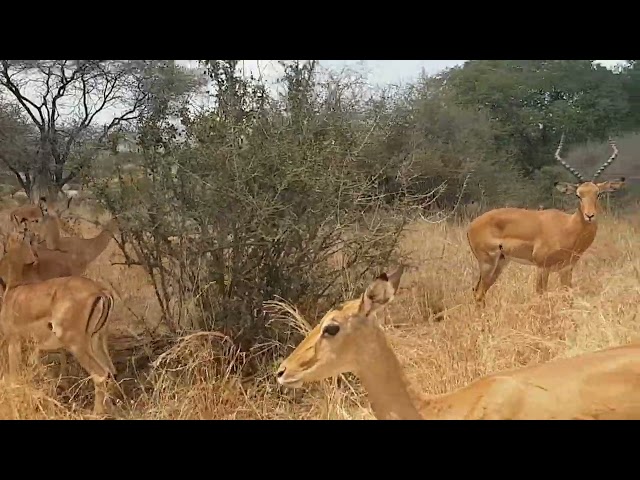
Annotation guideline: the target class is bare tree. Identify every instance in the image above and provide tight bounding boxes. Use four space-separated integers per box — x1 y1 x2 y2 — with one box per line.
0 60 201 200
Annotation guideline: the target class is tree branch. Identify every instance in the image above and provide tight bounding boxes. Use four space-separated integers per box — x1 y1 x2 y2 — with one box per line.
0 61 45 130
0 154 29 192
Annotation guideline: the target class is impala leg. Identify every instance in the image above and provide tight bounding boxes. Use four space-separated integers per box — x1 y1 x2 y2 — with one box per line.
7 337 23 382
28 346 40 368
98 334 116 377
64 340 112 415
535 268 550 294
91 331 116 379
58 350 68 377
473 272 483 298
558 266 574 289
94 334 117 411
91 375 110 416
474 253 508 304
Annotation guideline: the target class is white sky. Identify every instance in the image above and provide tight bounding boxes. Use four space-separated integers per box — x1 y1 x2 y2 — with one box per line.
4 60 628 128
179 59 626 88
178 59 469 87
177 59 627 120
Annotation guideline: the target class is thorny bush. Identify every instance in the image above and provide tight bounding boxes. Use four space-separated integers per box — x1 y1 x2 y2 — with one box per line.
92 61 425 355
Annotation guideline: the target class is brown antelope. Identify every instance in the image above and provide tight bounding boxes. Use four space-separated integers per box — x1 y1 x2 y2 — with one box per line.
276 267 640 419
1 199 99 283
10 197 76 237
0 233 116 415
0 224 106 381
30 207 118 271
466 134 625 304
9 197 46 230
0 231 77 280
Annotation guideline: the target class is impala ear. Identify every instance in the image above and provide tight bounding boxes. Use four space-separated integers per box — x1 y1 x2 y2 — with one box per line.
555 181 578 195
358 265 405 318
596 177 626 193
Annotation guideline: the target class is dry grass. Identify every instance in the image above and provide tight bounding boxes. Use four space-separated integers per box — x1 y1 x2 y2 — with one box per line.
0 199 639 420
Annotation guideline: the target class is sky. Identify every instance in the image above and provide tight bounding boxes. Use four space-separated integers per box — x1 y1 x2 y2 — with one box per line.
178 59 626 89
176 59 627 119
4 60 629 128
178 59 469 87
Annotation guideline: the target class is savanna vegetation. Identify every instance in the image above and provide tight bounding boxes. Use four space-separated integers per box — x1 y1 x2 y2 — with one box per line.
0 59 639 419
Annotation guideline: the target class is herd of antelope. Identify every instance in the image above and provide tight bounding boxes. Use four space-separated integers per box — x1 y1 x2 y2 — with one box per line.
0 197 118 415
277 135 640 420
1 134 639 420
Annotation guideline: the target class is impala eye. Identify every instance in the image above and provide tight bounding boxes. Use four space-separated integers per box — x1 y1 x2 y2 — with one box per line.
322 324 340 337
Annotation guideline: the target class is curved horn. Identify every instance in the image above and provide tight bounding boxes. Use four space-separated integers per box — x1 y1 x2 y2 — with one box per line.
554 133 585 182
592 137 619 181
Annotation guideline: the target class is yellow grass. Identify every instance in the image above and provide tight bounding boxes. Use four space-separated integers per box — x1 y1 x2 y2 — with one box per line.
1 198 639 419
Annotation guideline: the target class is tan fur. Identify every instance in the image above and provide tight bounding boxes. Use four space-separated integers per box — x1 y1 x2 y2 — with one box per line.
9 197 47 231
467 135 625 303
0 235 117 415
0 231 89 283
9 197 76 236
31 209 118 271
277 268 640 420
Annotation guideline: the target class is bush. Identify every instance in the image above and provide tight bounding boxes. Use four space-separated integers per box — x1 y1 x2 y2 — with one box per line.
93 61 418 351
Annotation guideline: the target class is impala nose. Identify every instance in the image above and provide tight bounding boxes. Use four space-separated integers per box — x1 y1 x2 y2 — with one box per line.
585 213 595 222
276 367 285 378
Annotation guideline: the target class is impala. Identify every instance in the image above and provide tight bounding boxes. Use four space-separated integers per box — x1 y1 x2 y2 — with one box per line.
276 266 640 419
0 230 77 280
0 233 117 415
467 134 625 304
3 202 116 382
9 197 46 229
10 197 76 237
29 206 118 270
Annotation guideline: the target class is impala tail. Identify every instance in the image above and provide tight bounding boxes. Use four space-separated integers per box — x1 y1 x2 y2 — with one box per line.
466 230 478 260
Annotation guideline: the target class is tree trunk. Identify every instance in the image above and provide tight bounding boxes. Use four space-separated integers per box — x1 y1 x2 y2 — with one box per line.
29 138 57 203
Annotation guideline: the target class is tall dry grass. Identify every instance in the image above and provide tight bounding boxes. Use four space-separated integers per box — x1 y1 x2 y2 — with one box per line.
1 200 639 419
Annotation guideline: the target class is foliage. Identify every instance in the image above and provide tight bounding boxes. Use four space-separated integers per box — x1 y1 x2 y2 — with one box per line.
6 58 640 354
93 61 415 348
445 60 631 174
0 60 204 199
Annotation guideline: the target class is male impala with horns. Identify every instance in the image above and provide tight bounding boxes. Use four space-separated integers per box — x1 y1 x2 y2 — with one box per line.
467 133 625 304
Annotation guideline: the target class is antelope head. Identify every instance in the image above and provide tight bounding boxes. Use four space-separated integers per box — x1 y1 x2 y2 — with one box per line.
553 133 625 223
276 266 404 387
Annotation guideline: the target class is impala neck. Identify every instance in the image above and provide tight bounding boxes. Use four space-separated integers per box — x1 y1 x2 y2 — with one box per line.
44 214 62 248
563 206 597 254
91 228 113 254
75 225 114 265
355 327 423 420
